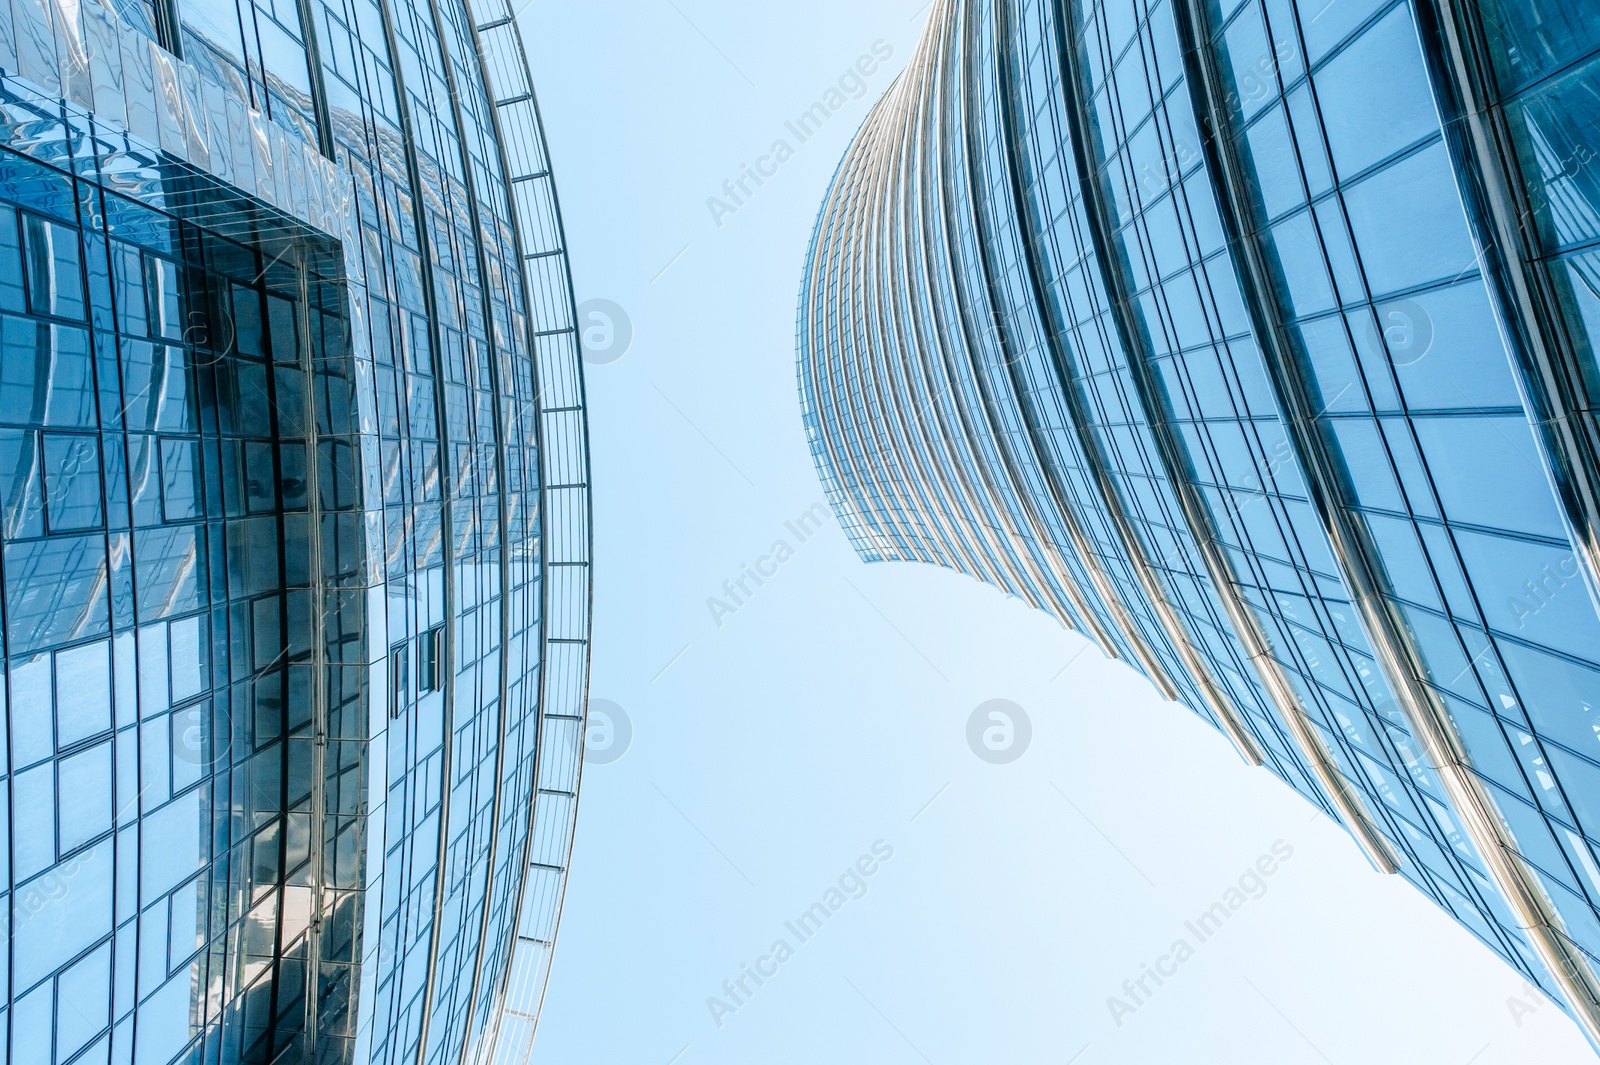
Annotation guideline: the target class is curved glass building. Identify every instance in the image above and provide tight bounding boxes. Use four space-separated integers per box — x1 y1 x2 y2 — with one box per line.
0 0 593 1063
798 0 1600 1046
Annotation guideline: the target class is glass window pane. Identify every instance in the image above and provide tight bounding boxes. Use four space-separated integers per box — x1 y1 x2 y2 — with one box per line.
0 209 26 313
5 534 110 654
0 429 43 538
158 437 200 522
134 525 204 621
55 639 111 748
1341 144 1477 297
23 214 85 322
1311 5 1438 179
57 741 112 853
0 318 95 428
1411 414 1567 539
43 433 103 532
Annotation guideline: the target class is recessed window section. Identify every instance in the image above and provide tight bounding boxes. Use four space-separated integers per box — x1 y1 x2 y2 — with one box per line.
143 254 182 340
231 284 264 358
266 294 298 362
389 641 408 719
419 624 444 694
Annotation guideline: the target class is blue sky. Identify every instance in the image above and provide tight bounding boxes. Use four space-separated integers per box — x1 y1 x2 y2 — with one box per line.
515 0 1596 1061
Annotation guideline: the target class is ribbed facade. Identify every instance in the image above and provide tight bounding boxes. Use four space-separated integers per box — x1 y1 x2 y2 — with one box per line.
798 0 1600 1045
0 1 592 1064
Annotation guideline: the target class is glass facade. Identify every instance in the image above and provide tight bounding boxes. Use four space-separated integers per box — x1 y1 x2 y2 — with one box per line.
797 0 1600 1047
0 1 592 1064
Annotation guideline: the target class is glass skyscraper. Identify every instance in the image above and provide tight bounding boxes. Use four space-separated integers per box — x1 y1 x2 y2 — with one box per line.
798 0 1600 1047
0 1 592 1063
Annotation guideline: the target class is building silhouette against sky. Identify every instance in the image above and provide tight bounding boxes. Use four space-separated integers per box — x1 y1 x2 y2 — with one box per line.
798 0 1600 1047
0 0 592 1062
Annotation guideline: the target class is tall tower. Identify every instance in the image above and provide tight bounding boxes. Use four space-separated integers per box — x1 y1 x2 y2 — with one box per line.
798 0 1600 1046
0 0 592 1062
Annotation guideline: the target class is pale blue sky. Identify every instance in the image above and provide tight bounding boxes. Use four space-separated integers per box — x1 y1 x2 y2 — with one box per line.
516 1 1595 1061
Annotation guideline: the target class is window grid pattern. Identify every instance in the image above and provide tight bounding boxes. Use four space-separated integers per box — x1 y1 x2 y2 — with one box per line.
867 93 994 584
1196 0 1600 1004
995 0 1274 752
177 0 323 151
799 0 1211 669
869 98 995 581
921 32 1102 623
874 111 994 585
845 122 988 576
375 1 504 1061
804 129 918 565
963 0 1208 698
891 58 1042 593
1094 0 1522 938
836 104 956 570
963 0 1231 717
883 22 1070 613
291 0 542 1062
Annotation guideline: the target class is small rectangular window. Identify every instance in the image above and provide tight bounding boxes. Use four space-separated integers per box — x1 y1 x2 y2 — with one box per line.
419 625 443 693
143 253 181 340
23 213 86 321
389 642 408 719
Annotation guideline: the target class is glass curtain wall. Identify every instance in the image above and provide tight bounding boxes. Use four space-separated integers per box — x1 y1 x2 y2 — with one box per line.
796 0 1600 1041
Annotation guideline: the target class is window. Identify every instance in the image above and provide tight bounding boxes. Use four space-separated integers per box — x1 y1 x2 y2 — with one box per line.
389 641 408 719
418 625 443 693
